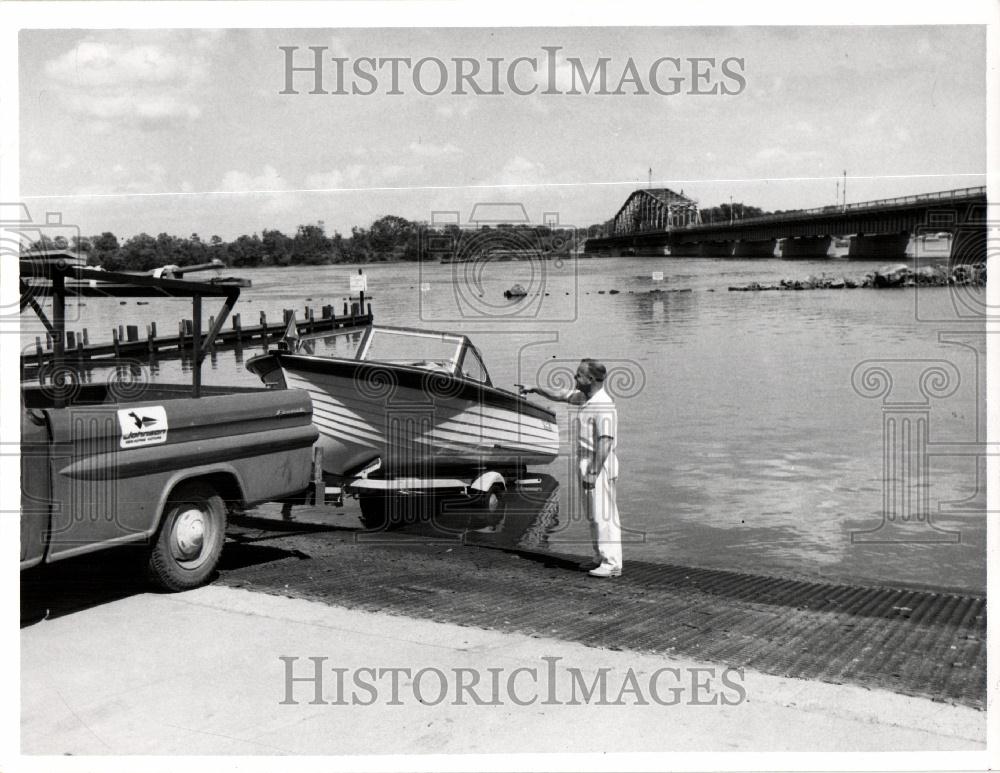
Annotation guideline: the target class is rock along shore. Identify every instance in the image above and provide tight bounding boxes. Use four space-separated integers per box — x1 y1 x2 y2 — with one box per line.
729 263 986 292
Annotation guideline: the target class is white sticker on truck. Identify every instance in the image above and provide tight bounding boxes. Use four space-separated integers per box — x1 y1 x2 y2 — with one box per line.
117 406 168 448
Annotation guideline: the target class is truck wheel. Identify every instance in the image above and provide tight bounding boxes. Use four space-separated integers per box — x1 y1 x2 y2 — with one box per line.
147 481 227 591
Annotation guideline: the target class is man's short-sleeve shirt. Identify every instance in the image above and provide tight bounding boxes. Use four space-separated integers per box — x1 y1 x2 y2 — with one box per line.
569 386 618 478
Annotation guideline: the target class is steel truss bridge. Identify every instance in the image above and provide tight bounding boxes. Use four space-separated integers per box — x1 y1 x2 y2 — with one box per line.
586 186 988 260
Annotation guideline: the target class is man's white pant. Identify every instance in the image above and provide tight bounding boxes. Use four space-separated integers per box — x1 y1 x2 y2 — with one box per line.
579 460 622 569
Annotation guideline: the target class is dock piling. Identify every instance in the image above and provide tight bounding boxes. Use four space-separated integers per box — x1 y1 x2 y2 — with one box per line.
22 299 376 375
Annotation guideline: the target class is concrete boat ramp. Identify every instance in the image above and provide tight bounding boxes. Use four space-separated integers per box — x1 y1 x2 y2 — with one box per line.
20 506 987 756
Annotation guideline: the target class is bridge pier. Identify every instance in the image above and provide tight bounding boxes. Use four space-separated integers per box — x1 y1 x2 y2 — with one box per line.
848 232 910 260
780 236 832 259
733 239 777 258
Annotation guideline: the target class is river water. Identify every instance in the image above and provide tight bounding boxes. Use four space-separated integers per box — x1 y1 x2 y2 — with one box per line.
23 257 986 592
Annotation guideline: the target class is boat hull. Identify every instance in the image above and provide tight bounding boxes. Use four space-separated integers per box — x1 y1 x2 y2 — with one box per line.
247 354 560 478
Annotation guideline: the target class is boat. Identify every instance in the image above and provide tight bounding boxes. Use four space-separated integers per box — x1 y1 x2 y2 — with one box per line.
245 325 560 480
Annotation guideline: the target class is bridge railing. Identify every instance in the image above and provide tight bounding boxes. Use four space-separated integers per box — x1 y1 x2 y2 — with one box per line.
679 185 987 233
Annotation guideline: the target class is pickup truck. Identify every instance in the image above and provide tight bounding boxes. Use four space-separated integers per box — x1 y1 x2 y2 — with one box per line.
19 255 319 590
21 383 318 590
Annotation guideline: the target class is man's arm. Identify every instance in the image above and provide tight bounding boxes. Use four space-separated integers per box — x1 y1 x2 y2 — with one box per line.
519 384 586 405
582 414 615 489
592 435 614 473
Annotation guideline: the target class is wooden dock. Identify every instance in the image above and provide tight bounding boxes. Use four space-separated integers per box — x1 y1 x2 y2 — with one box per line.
22 301 373 377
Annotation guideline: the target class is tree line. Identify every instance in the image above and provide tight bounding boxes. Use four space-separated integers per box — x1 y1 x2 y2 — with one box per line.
25 202 772 271
27 215 600 272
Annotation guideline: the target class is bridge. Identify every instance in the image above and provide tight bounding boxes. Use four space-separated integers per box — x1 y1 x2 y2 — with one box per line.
585 186 988 260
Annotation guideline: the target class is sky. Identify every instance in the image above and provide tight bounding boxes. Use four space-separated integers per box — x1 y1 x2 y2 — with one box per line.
17 25 987 241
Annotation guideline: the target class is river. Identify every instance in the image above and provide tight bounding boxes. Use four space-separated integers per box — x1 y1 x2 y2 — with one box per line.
22 256 986 592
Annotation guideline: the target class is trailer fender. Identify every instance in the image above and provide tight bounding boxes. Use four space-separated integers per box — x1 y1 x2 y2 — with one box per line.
469 471 505 495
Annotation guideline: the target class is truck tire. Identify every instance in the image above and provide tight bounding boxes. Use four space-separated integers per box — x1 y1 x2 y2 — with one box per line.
147 481 227 591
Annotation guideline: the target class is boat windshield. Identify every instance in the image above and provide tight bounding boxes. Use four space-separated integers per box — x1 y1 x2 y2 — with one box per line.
359 328 465 372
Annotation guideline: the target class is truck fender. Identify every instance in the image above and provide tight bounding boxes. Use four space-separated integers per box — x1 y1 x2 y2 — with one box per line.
151 464 247 531
469 471 506 494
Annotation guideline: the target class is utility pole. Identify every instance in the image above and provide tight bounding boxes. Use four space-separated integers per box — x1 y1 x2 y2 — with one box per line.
729 195 734 224
843 169 847 211
836 179 839 207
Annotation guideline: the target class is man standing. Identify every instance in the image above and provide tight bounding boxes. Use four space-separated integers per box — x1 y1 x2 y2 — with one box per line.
521 359 622 577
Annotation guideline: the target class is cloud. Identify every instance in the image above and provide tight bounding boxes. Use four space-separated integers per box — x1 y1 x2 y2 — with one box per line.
305 163 415 190
45 41 206 88
62 93 200 125
407 141 462 158
747 146 823 172
42 38 209 130
493 156 549 187
434 102 477 118
69 161 171 196
221 165 289 193
218 165 297 217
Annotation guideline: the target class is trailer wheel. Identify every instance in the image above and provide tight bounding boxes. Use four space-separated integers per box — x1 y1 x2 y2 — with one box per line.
359 494 390 530
478 484 505 514
147 481 227 591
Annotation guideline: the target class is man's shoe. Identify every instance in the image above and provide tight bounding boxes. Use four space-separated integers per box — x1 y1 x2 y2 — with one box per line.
588 564 622 578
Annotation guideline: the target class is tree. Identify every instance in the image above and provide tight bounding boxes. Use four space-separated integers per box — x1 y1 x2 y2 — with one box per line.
292 223 331 264
227 234 265 267
368 215 416 261
119 233 160 271
90 232 121 268
262 229 293 266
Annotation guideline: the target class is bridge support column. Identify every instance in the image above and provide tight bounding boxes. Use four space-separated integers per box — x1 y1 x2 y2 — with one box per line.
733 239 777 258
848 232 910 260
780 236 832 259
